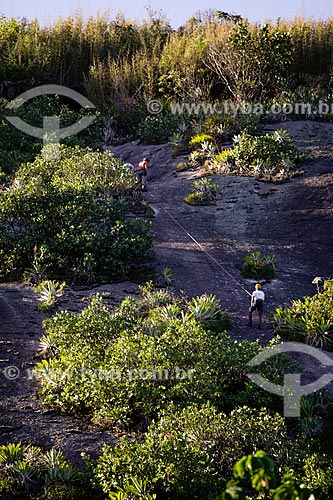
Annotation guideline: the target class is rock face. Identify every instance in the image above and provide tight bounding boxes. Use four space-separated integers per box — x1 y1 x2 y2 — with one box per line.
1 121 333 463
108 121 333 328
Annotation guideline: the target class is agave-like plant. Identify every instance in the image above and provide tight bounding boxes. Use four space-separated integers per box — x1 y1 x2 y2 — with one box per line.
168 132 185 145
12 460 37 491
188 294 232 331
192 177 222 202
305 318 333 350
139 282 174 310
241 251 277 280
158 303 182 321
0 443 28 464
44 464 80 485
35 280 66 310
299 393 332 436
177 121 188 134
188 294 223 323
201 141 216 158
110 477 157 500
157 267 174 286
41 449 66 471
273 129 290 143
38 335 57 358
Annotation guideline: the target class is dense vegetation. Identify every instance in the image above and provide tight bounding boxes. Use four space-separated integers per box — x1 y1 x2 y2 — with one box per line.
271 278 333 350
0 95 100 175
1 8 333 500
1 12 333 139
1 12 333 95
1 285 330 499
0 145 152 282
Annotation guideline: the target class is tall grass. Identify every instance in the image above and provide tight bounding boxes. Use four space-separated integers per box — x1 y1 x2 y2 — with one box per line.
0 11 332 106
0 11 170 87
278 17 333 76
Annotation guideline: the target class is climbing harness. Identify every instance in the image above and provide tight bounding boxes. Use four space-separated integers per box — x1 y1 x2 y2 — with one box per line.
148 192 252 297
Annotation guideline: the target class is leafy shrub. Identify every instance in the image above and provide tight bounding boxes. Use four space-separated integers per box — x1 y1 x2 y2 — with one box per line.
34 288 291 429
138 114 179 144
202 116 239 145
241 251 277 280
302 453 333 500
185 177 222 205
217 129 304 182
220 450 315 500
237 112 263 135
0 144 152 282
169 132 189 156
189 133 213 147
201 114 262 148
92 405 300 499
156 266 174 286
207 23 293 102
270 278 333 350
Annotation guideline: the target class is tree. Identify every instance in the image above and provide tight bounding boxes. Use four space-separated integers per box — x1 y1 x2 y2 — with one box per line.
206 23 293 102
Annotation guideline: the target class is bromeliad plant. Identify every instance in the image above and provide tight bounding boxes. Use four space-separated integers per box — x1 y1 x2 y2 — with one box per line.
0 443 88 498
185 177 222 205
35 280 66 312
188 293 233 331
270 278 333 350
214 129 305 182
241 251 277 280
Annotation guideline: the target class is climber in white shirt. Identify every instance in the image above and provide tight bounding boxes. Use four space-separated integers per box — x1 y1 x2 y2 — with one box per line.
248 283 265 329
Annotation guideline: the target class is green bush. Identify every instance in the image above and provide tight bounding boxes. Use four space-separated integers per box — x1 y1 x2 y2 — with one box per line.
241 251 277 280
302 453 333 500
138 114 180 144
201 114 262 148
0 144 152 282
184 191 210 205
34 285 301 430
220 450 315 500
185 177 222 206
207 22 293 102
92 405 300 499
202 116 239 145
270 278 333 350
218 129 304 182
34 286 295 428
189 133 213 147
